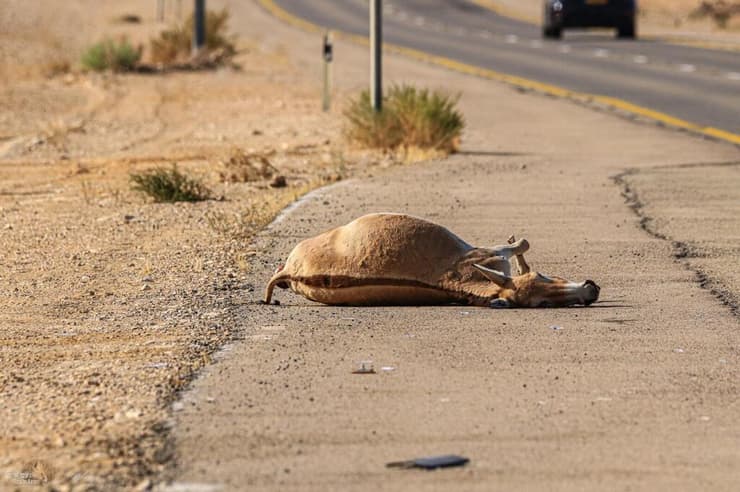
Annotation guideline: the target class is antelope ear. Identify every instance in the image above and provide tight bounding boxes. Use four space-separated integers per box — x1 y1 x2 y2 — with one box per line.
473 264 512 287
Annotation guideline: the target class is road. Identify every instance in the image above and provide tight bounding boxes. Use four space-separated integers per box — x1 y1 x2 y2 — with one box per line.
170 1 740 490
273 0 740 135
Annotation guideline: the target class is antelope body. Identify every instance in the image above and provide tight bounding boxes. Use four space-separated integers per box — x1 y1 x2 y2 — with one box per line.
265 213 600 308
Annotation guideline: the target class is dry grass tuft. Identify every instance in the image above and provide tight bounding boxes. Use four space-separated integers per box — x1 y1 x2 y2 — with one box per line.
689 1 740 27
81 37 142 72
149 8 236 65
344 85 464 155
130 165 211 203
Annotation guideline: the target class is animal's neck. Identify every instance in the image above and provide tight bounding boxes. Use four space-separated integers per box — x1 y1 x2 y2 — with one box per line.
439 249 504 306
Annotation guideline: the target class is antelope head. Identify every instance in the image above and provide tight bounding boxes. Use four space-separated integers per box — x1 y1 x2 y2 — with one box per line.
473 264 600 308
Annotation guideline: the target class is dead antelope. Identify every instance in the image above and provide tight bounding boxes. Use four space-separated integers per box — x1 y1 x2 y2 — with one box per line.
265 213 600 308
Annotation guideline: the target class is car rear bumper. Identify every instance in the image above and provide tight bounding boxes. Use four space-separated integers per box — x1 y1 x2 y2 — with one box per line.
546 2 635 28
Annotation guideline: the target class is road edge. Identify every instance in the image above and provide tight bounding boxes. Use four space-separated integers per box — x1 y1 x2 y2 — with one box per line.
258 0 740 147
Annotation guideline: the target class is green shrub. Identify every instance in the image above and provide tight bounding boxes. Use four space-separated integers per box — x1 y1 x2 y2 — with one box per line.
130 165 211 203
150 8 236 64
344 85 464 153
81 38 141 72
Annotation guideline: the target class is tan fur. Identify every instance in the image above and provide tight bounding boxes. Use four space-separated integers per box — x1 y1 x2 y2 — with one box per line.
265 213 599 308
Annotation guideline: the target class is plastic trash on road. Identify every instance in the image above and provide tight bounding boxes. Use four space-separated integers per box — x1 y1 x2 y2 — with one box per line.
387 454 470 470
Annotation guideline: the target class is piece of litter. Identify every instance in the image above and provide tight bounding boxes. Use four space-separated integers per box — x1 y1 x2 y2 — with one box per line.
460 311 471 316
550 325 564 331
352 361 375 374
673 348 685 353
387 454 470 470
380 366 395 372
699 416 711 422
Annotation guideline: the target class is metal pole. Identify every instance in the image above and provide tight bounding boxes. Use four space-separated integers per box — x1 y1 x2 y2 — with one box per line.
193 0 206 56
322 32 333 112
370 0 382 112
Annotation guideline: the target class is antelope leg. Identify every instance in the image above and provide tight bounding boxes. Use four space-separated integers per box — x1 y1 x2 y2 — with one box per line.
508 235 531 275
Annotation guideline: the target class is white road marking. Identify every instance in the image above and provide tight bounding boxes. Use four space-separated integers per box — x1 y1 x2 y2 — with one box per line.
727 72 740 80
679 64 696 72
633 55 648 64
594 49 609 58
505 34 519 44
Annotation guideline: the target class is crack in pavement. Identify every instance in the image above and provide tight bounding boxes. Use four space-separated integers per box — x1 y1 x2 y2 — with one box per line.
613 167 739 318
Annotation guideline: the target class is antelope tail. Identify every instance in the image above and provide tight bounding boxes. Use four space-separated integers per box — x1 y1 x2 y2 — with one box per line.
264 272 291 304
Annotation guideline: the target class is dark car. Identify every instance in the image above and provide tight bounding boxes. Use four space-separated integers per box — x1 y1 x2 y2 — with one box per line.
543 0 637 39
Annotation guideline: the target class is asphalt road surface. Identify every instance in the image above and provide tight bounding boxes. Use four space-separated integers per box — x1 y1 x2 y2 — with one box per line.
171 2 740 490
274 0 740 135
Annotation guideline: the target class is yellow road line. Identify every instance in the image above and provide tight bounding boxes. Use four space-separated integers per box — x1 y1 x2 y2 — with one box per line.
258 0 740 146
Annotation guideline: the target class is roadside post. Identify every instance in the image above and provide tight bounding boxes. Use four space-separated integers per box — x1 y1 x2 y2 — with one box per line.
322 32 333 112
370 0 382 112
193 0 206 56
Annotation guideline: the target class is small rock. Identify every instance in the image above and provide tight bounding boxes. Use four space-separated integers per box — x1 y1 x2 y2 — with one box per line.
269 175 287 188
140 284 151 291
141 276 153 283
133 478 151 492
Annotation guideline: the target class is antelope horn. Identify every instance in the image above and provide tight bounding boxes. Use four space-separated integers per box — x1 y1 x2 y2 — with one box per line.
473 264 512 287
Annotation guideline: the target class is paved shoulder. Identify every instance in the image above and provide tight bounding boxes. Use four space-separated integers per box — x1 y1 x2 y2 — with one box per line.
169 2 740 490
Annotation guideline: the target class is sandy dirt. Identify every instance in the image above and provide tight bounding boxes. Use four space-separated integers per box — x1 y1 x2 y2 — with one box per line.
1 0 739 491
0 1 388 489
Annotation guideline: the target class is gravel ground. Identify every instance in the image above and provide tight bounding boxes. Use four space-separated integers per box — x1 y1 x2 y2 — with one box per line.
1 1 738 491
0 1 386 489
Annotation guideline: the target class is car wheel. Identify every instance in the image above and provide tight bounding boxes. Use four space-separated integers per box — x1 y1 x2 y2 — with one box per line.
543 25 562 39
617 18 636 39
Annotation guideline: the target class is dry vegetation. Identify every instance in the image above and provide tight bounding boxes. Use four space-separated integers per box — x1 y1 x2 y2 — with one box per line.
0 2 397 489
344 85 465 157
